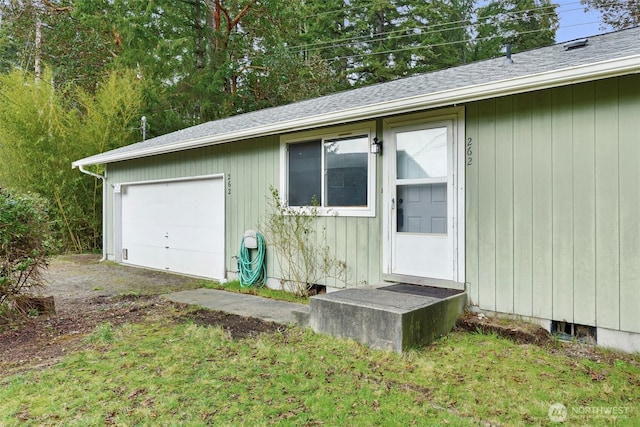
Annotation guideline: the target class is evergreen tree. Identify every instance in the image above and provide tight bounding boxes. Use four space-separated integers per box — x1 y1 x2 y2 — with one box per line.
471 0 558 61
581 0 640 30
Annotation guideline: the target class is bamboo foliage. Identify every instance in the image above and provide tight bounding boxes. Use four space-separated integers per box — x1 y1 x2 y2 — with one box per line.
0 67 142 251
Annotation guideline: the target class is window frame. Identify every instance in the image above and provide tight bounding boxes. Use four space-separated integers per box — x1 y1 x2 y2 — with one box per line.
280 122 377 217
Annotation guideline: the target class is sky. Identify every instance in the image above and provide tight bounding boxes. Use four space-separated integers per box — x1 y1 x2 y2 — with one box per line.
554 0 611 42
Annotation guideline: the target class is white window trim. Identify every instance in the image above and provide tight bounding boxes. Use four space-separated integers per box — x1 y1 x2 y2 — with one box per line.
280 121 377 217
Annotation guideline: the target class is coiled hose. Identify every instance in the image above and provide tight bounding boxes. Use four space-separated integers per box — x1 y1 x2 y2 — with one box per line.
238 231 266 287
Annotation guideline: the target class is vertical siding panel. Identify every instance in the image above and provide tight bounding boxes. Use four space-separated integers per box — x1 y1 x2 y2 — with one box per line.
257 139 267 227
342 217 352 287
531 90 553 320
594 79 620 330
619 75 640 333
465 103 480 305
237 145 248 234
195 148 204 176
552 86 574 323
228 144 238 275
264 139 276 282
513 93 533 316
178 152 186 176
356 217 369 286
271 138 280 282
183 150 191 176
331 216 344 288
248 142 258 228
478 99 497 311
321 215 335 287
335 217 348 288
573 83 597 326
495 98 514 313
369 206 380 284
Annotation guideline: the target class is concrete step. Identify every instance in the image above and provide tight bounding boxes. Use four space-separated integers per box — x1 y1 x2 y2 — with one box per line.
291 306 310 328
309 284 466 353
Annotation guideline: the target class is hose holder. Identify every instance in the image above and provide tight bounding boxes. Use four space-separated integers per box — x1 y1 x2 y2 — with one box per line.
243 229 258 249
238 230 266 287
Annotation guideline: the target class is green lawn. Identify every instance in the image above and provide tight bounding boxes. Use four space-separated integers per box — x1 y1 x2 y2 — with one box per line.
1 307 639 426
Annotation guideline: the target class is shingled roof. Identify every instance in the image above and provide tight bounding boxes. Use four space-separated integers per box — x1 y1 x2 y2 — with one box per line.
73 26 640 167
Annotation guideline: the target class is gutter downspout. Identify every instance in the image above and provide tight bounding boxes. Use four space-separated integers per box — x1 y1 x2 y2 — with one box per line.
77 165 107 262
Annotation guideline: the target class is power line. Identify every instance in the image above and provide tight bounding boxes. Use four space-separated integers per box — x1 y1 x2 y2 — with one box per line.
289 4 563 58
319 17 602 66
301 0 593 20
292 0 619 55
289 1 565 55
323 25 573 65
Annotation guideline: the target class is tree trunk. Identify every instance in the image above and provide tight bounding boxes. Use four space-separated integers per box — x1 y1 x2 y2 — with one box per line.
35 17 42 80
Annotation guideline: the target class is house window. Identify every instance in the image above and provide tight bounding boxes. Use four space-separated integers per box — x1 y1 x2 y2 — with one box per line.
324 136 368 207
282 123 376 217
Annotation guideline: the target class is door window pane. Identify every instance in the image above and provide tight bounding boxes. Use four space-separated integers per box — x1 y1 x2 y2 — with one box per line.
288 140 321 206
325 136 368 207
396 127 447 179
396 183 447 234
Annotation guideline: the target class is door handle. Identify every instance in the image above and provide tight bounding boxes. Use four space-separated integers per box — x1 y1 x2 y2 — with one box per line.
391 198 395 210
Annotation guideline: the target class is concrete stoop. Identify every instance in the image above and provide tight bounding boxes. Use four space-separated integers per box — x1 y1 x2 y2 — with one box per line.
309 284 466 353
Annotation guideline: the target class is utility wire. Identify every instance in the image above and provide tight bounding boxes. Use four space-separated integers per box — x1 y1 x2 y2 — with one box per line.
289 6 563 57
329 27 548 62
322 20 602 65
289 1 565 54
301 0 592 20
291 0 614 54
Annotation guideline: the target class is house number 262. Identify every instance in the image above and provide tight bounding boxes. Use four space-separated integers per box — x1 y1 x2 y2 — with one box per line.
227 173 231 195
466 137 473 166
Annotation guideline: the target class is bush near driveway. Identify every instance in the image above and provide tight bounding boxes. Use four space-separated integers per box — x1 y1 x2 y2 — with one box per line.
0 189 54 305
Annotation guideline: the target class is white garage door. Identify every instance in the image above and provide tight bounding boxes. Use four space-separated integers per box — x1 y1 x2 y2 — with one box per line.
120 176 225 280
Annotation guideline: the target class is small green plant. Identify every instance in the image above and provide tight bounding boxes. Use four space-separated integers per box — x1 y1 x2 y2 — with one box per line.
203 279 309 304
86 322 115 344
0 189 54 308
262 187 347 297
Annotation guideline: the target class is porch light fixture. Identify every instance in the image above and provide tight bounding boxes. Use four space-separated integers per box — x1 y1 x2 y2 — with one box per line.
371 137 382 155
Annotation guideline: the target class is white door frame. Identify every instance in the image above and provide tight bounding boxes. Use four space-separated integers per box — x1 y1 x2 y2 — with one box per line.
382 107 465 288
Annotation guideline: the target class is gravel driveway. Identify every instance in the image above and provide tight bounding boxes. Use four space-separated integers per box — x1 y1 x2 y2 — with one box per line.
0 254 280 375
45 254 202 308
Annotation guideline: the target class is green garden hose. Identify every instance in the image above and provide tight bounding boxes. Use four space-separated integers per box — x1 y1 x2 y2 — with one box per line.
238 231 266 287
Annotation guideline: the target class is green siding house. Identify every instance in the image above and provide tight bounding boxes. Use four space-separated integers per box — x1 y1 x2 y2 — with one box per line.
74 27 640 352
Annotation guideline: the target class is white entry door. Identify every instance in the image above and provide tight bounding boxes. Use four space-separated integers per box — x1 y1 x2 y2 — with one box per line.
389 120 456 281
120 176 225 280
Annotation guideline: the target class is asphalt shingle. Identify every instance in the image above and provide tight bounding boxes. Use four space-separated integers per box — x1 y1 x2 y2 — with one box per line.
75 26 640 166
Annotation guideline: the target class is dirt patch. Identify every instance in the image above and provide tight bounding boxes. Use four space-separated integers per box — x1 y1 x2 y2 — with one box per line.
0 255 283 375
456 311 553 345
0 295 170 374
456 311 640 367
180 309 284 339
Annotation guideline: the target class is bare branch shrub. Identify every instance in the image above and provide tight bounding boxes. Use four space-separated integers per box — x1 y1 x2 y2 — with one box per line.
261 187 347 297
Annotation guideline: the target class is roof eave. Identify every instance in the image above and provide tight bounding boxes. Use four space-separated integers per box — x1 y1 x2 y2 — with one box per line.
72 53 640 168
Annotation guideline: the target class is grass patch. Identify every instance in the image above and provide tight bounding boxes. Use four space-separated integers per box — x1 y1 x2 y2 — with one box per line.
200 279 309 304
85 322 115 344
1 314 639 426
